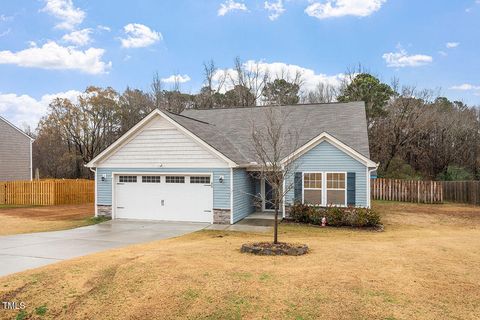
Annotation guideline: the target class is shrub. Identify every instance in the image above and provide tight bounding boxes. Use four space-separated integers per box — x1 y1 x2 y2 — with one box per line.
325 207 344 226
289 202 314 223
288 203 381 228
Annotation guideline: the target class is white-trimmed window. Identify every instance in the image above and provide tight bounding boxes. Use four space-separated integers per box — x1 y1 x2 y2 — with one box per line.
326 173 346 206
119 175 137 183
302 172 347 206
142 176 161 183
190 176 210 184
166 176 185 183
303 173 322 205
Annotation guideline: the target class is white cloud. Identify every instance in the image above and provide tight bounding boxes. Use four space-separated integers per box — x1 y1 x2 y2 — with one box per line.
446 42 459 48
382 48 432 68
161 74 191 83
0 90 81 129
0 28 11 37
265 0 286 20
97 25 111 32
62 28 92 46
450 83 480 91
41 0 85 30
0 14 13 22
438 50 447 57
214 60 346 93
218 0 248 16
0 41 111 74
305 0 385 19
120 23 162 48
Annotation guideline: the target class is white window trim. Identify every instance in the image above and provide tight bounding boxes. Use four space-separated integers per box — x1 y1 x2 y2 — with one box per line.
302 171 347 207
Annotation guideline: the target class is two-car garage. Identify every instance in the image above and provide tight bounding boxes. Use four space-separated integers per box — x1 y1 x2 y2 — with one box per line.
113 174 213 223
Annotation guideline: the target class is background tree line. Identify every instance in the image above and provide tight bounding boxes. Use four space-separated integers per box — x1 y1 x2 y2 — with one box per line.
30 58 480 181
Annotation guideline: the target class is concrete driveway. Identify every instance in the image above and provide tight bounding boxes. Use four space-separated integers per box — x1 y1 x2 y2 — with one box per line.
0 220 209 277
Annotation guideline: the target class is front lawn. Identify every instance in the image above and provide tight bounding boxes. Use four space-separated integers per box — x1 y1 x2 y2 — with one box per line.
1 201 479 319
0 204 97 236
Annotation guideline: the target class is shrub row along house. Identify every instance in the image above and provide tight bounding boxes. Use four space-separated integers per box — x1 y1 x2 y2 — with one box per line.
0 116 33 181
86 102 377 224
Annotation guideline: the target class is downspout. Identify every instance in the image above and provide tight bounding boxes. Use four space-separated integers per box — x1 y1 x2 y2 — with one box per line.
89 167 98 217
367 163 379 208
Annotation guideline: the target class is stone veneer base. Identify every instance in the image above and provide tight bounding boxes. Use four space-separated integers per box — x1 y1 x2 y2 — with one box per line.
97 205 112 217
213 208 231 224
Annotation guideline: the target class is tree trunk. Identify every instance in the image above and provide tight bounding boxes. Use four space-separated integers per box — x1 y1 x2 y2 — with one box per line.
274 200 279 244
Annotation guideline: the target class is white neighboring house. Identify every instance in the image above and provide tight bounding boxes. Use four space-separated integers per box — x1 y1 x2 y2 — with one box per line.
0 116 33 181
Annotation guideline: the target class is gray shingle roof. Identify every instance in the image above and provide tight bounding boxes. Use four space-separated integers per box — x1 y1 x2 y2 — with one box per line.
169 102 370 165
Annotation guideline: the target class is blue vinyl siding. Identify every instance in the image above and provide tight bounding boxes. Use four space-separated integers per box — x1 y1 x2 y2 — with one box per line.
96 167 231 209
232 168 255 223
285 141 368 207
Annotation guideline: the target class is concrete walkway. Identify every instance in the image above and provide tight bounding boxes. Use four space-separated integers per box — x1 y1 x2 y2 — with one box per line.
0 220 209 277
205 212 275 232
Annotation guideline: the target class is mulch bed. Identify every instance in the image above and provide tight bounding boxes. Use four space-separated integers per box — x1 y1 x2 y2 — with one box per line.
281 218 385 232
241 242 309 256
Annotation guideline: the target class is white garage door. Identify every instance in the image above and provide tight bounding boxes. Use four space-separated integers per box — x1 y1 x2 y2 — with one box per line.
114 174 213 222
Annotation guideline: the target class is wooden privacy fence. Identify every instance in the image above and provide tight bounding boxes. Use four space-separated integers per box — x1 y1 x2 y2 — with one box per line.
0 179 94 205
371 178 443 204
443 181 480 206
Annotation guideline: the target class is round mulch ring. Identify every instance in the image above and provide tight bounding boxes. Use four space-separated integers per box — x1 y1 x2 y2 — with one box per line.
240 242 309 256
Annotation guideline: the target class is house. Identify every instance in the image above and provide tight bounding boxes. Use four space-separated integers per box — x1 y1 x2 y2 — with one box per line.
0 116 33 181
86 102 377 224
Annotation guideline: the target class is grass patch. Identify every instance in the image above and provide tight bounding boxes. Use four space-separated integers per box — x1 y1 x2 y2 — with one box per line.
35 304 48 316
0 204 94 235
15 310 27 320
0 201 479 319
86 216 111 224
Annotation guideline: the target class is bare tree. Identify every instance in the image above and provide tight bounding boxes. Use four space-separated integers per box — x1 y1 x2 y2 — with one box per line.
225 57 270 106
370 86 433 173
48 86 121 166
151 72 163 109
250 107 301 244
301 82 337 103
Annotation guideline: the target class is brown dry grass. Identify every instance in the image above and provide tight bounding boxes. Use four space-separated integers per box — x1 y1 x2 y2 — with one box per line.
1 201 479 320
0 204 95 236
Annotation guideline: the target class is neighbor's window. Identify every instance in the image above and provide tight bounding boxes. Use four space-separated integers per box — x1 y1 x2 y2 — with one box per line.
142 176 161 183
190 176 210 184
326 173 346 206
119 176 137 183
166 176 185 183
303 173 322 205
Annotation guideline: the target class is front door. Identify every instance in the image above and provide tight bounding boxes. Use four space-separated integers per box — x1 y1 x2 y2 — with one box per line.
264 180 275 210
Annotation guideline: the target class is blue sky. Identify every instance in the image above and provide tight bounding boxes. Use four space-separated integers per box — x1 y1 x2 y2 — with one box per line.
0 0 479 128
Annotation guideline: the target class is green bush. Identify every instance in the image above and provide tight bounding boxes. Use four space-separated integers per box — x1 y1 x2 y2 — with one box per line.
289 203 381 228
288 202 314 223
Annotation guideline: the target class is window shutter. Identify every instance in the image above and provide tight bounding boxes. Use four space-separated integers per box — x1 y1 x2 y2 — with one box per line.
294 172 302 203
347 172 356 206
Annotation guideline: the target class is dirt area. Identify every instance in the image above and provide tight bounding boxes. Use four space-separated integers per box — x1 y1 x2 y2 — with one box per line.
0 204 95 236
0 201 479 320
